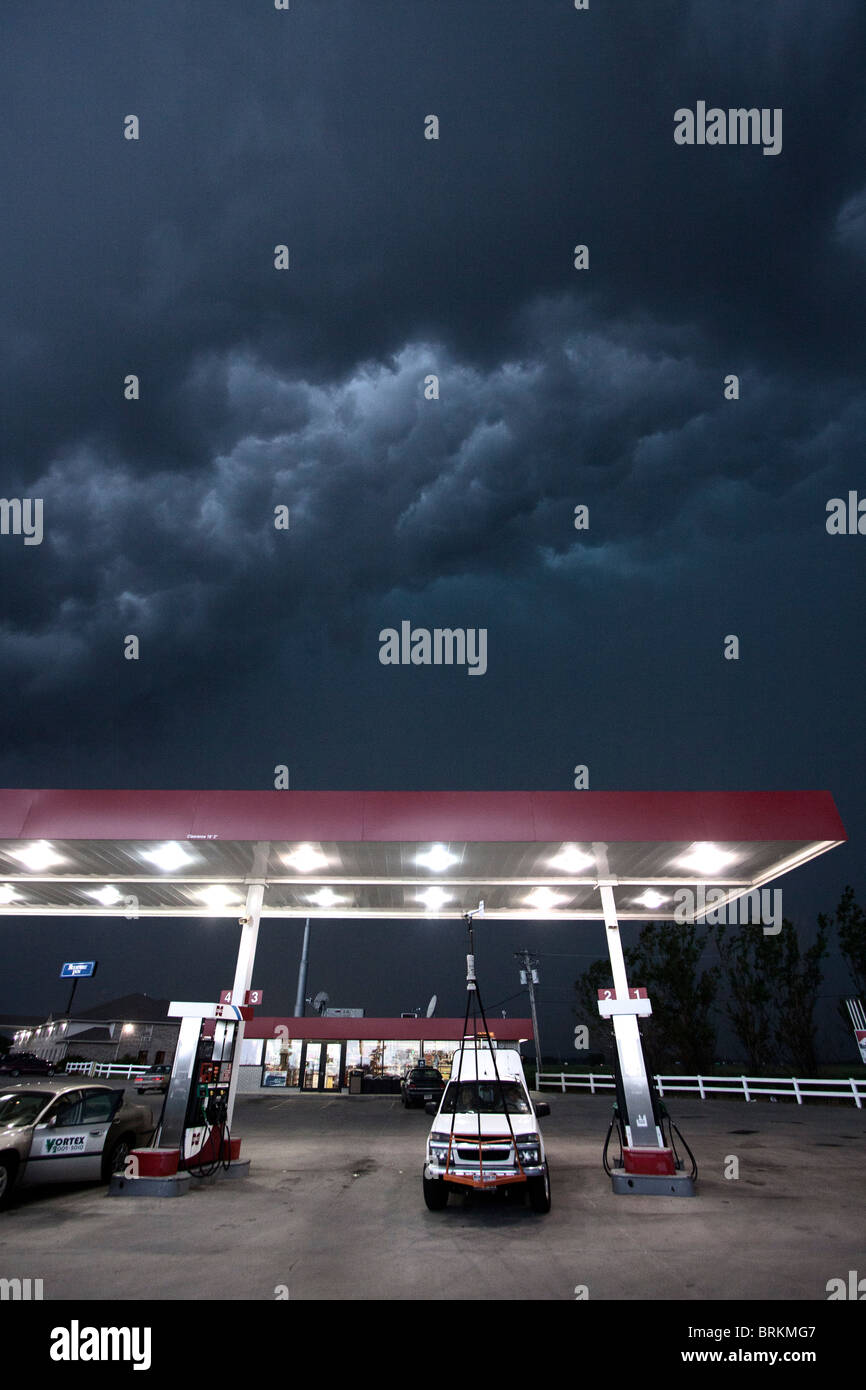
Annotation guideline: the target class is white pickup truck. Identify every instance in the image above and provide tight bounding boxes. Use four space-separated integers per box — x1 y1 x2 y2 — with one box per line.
422 1040 551 1213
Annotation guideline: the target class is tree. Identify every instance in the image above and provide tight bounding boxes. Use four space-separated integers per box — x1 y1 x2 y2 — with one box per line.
824 886 866 998
771 917 828 1074
712 924 775 1072
715 916 829 1074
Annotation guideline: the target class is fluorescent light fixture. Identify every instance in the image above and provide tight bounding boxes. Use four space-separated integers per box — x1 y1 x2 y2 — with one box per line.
548 845 594 873
0 884 21 904
679 843 736 875
417 888 451 910
142 842 196 873
636 890 666 909
88 885 122 906
524 887 568 911
308 888 345 908
9 841 65 872
416 844 457 872
195 884 242 908
282 844 328 873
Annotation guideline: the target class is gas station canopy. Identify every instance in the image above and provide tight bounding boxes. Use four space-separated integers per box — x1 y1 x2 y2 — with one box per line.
0 789 846 921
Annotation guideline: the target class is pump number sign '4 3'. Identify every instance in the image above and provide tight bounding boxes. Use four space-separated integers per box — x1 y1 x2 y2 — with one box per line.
219 989 263 1006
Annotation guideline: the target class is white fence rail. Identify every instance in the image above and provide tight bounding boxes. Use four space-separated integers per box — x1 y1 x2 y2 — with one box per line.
535 1071 864 1109
63 1062 147 1079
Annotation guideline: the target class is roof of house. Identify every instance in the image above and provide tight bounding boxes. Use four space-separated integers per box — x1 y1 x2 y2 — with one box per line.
72 993 173 1023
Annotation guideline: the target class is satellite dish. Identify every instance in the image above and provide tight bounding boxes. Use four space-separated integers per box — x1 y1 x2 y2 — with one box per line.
426 994 438 1018
312 990 329 1016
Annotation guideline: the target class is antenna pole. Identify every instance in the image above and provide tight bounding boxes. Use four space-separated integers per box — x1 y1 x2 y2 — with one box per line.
294 918 311 1017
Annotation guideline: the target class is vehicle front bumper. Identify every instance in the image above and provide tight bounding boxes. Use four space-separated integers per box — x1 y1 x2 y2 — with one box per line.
424 1157 545 1188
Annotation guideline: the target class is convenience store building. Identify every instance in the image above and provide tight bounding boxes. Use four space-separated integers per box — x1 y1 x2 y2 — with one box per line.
235 1016 534 1092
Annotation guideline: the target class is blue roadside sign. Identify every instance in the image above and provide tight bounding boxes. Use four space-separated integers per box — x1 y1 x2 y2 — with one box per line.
60 961 97 979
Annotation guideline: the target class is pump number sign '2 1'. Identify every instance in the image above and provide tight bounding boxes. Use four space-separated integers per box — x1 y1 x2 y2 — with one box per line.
60 961 97 979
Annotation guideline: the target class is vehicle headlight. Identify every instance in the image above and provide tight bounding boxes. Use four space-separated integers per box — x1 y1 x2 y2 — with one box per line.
517 1132 540 1162
428 1130 450 1158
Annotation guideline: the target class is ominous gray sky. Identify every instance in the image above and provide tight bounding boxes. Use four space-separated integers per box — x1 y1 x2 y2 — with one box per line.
1 1 864 1053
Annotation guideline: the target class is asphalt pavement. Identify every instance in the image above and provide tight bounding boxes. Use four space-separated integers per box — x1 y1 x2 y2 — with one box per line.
1 1091 863 1301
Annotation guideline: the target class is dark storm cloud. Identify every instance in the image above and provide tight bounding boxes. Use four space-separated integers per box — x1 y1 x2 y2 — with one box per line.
2 0 865 488
2 298 862 725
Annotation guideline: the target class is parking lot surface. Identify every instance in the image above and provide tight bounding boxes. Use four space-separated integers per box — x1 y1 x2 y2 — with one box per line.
1 1090 863 1301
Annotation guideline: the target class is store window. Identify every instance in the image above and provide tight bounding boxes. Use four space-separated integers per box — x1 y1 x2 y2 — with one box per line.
240 1038 263 1066
382 1041 420 1077
421 1041 458 1077
263 1037 302 1087
343 1040 381 1084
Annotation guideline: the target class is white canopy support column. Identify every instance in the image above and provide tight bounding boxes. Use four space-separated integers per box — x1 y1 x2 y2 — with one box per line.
225 878 265 1132
597 878 663 1149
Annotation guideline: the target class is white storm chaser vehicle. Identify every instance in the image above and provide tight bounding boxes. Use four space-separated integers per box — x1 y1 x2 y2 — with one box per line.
422 1042 551 1213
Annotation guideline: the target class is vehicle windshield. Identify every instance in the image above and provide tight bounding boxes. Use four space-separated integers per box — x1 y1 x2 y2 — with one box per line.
440 1080 532 1115
410 1069 442 1081
0 1091 53 1128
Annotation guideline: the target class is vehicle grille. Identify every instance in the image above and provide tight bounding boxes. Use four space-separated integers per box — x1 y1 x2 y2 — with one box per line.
452 1137 514 1166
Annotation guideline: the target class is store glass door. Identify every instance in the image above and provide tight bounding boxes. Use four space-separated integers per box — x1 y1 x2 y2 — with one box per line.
302 1043 322 1089
301 1041 344 1091
323 1042 342 1091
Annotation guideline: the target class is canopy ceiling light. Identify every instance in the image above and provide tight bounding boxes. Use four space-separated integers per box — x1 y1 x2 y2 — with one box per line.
416 844 457 872
282 844 328 873
10 841 64 872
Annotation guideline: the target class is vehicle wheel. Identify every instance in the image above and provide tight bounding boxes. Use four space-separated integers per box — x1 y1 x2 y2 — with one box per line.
527 1161 551 1214
0 1155 19 1209
102 1133 134 1182
423 1174 449 1211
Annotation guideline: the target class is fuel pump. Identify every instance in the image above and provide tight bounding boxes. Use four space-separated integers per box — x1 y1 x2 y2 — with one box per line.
154 1001 251 1175
178 1017 236 1172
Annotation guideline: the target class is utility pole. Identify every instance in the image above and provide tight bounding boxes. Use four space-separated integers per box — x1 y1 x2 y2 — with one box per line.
515 948 542 1079
294 919 311 1017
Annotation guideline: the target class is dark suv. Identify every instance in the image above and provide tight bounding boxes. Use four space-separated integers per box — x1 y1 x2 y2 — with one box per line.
401 1065 446 1109
0 1052 53 1076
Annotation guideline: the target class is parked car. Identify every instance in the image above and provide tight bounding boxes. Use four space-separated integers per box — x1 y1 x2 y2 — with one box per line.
400 1065 445 1109
422 1042 551 1213
133 1064 171 1094
0 1079 154 1208
0 1052 53 1077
